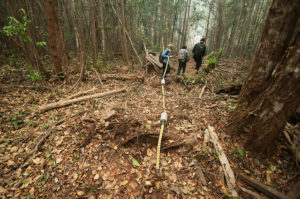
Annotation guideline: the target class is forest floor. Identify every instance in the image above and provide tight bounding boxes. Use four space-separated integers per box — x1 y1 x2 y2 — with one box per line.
0 58 299 198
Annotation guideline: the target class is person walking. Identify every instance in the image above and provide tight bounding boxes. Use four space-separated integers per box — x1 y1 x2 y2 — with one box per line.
177 45 189 76
161 44 173 78
192 38 206 74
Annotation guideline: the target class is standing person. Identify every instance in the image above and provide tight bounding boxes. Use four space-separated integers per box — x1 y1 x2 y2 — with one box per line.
192 38 206 74
177 45 189 76
161 44 173 78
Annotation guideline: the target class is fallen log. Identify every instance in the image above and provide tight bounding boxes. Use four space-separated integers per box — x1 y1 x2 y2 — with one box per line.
102 74 144 82
207 125 238 198
238 174 289 199
67 87 98 99
39 87 126 112
239 186 268 199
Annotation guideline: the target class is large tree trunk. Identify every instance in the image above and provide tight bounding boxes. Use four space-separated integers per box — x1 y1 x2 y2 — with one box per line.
226 0 300 153
45 0 65 79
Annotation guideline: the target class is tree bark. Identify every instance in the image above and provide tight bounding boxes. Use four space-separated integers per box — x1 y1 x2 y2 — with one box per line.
45 0 64 79
226 0 244 57
214 0 224 51
121 0 129 64
205 0 214 41
226 0 300 153
89 0 97 66
99 0 107 67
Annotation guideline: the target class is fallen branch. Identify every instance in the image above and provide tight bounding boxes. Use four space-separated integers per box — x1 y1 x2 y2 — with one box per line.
39 87 126 112
239 186 268 199
67 87 98 99
102 74 144 82
238 174 289 199
162 141 185 151
207 125 238 198
92 66 104 86
198 85 206 98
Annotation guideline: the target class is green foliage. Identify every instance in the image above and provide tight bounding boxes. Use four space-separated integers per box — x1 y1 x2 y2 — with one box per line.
11 112 25 128
131 157 141 167
36 41 47 47
2 9 32 45
231 147 245 159
26 66 42 82
270 164 275 172
206 55 217 65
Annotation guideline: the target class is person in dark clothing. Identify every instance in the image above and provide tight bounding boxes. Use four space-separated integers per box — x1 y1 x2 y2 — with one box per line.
177 45 189 76
192 38 206 74
161 44 172 78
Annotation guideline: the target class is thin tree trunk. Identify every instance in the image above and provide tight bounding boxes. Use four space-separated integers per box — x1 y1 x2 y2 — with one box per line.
121 0 129 64
226 0 244 57
214 0 224 51
89 0 97 66
99 0 107 67
205 0 214 41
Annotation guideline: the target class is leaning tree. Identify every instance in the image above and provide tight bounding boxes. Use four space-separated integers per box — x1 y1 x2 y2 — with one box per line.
226 0 300 153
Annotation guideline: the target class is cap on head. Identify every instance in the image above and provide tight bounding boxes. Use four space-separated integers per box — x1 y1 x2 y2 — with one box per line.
200 38 206 42
168 44 173 48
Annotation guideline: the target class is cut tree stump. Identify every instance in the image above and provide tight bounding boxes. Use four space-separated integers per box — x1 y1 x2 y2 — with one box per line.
39 87 126 112
207 125 238 198
238 174 289 199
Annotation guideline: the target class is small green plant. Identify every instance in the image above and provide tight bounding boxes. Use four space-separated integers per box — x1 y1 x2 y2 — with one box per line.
101 64 111 72
11 112 25 128
26 69 42 82
232 147 245 159
206 55 216 65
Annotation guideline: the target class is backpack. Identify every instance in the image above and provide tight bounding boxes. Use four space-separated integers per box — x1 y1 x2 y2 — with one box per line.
194 43 205 57
178 49 187 60
159 52 164 63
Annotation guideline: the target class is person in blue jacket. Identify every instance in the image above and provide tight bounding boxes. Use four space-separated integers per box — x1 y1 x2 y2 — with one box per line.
161 44 173 77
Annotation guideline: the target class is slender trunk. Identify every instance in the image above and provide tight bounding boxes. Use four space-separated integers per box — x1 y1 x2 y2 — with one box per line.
121 0 129 64
89 0 97 66
181 0 188 47
70 0 80 53
183 0 191 46
99 0 107 66
205 0 214 41
226 0 244 57
214 0 224 51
